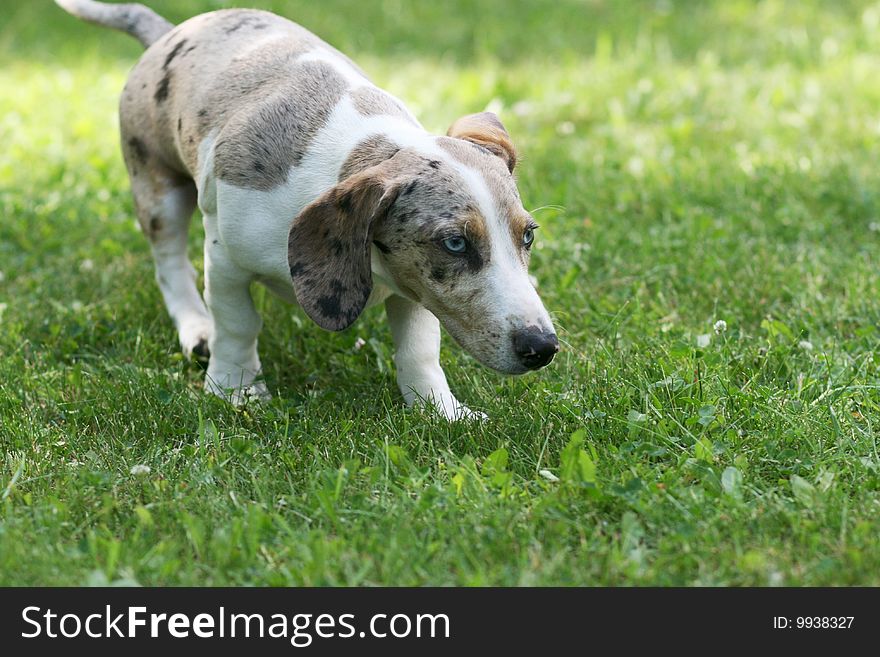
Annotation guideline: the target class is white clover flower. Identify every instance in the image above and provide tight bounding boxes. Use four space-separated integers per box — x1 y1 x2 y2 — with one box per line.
130 464 151 476
869 222 880 233
79 259 95 272
713 319 728 334
696 334 711 348
538 469 559 482
798 340 814 351
627 156 645 177
354 337 366 350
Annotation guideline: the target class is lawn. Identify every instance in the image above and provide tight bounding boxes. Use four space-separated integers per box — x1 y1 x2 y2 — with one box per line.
1 0 879 586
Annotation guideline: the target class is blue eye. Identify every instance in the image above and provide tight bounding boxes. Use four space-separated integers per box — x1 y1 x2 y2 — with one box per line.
523 227 535 248
442 235 468 254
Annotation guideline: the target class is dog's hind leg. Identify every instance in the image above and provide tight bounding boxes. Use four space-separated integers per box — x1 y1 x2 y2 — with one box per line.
128 164 214 359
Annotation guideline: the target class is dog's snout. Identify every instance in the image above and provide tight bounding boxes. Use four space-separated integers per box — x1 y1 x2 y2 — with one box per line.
512 327 559 370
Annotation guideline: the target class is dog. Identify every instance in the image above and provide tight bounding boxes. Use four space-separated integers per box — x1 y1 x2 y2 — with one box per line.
55 0 559 420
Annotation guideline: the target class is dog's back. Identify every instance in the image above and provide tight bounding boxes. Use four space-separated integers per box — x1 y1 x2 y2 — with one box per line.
121 10 336 179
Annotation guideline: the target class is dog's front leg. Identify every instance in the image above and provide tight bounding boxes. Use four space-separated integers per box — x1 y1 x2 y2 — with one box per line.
202 215 269 404
385 295 485 421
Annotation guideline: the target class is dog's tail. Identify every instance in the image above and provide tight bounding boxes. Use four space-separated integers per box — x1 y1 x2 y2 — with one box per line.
54 0 173 48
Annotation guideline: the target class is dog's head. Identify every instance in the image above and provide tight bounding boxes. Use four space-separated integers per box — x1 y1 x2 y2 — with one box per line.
287 112 558 374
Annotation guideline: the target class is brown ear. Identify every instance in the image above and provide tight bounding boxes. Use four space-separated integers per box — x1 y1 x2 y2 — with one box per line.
288 160 401 331
447 111 517 172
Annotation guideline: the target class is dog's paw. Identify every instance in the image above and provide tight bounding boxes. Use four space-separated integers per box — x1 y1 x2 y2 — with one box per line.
191 338 210 361
179 317 213 361
448 404 488 422
431 395 488 422
230 381 272 406
205 377 271 406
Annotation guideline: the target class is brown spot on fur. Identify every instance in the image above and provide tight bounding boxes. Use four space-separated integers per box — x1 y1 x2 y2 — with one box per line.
462 208 489 245
436 137 524 235
447 112 517 172
338 135 399 181
508 214 532 251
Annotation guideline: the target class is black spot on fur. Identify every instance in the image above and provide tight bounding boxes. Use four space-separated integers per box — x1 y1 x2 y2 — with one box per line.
401 180 418 197
289 261 307 277
149 216 162 234
177 117 182 133
339 193 354 214
430 266 446 282
163 39 187 70
127 137 148 164
330 238 344 256
470 142 494 157
373 240 391 254
212 239 219 245
225 19 247 33
317 294 342 318
428 160 441 169
196 108 210 130
254 161 265 173
224 15 266 34
155 72 171 103
465 249 484 272
192 339 210 362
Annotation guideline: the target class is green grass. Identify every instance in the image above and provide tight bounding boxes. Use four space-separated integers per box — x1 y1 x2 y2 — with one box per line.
1 0 880 585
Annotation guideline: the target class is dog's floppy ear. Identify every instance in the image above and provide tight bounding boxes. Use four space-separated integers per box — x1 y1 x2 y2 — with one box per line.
447 111 517 172
288 158 402 331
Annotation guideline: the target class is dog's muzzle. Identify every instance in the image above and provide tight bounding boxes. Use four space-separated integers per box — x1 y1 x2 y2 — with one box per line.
512 327 559 370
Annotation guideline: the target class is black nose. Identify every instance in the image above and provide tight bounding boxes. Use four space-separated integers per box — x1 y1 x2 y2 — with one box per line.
512 327 559 370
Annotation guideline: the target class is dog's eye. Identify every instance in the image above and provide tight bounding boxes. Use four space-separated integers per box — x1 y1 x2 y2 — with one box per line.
523 227 536 248
442 235 468 254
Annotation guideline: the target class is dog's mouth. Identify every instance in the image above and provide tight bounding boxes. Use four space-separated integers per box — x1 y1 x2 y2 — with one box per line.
437 317 558 375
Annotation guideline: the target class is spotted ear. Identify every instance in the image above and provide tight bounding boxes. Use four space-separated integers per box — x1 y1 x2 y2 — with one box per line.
288 160 402 331
447 111 517 172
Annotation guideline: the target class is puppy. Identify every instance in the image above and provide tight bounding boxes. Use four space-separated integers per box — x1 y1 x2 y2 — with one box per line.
55 0 559 419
